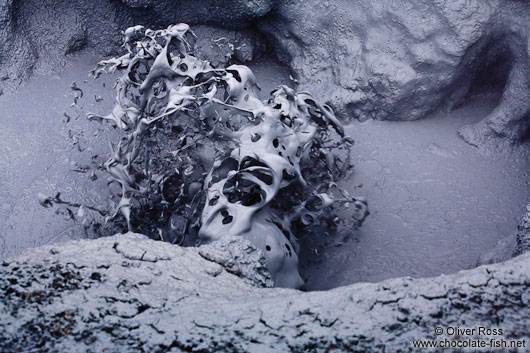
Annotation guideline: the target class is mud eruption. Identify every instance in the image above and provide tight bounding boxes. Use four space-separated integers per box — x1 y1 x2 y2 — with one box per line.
64 24 367 288
1 0 530 351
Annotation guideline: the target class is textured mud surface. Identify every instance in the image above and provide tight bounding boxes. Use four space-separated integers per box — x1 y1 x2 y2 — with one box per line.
1 1 530 349
1 233 529 352
0 54 132 257
0 54 120 259
302 94 530 290
4 0 530 151
260 0 530 148
1 55 529 293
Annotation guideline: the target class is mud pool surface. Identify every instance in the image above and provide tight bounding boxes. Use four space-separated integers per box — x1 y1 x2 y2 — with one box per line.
0 54 528 291
302 96 530 290
0 54 120 258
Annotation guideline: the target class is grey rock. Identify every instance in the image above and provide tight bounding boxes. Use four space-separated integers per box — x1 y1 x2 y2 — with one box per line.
4 0 530 148
121 0 276 27
0 0 277 89
515 202 530 256
0 0 37 89
120 0 153 9
1 232 529 352
198 235 274 288
479 200 530 264
193 25 268 67
0 0 122 87
259 0 530 147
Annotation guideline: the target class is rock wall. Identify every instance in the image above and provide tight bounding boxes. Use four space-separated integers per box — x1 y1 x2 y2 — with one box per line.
2 0 530 146
1 233 529 352
478 201 530 265
0 0 275 87
258 0 530 147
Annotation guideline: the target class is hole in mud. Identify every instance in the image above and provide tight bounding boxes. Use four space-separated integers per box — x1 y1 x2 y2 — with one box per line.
444 38 513 114
211 158 238 184
178 63 188 72
223 174 264 206
208 195 219 206
222 215 233 225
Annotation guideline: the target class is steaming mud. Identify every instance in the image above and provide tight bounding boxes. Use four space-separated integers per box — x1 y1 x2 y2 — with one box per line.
0 54 528 292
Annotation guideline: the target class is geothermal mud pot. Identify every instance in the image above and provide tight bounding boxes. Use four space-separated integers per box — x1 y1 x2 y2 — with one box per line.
1 0 530 351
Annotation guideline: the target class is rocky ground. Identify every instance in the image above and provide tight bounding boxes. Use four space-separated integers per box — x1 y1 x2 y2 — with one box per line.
515 203 530 256
1 232 529 352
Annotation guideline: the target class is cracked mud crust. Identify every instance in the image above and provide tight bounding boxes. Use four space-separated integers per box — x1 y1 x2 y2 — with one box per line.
1 233 529 352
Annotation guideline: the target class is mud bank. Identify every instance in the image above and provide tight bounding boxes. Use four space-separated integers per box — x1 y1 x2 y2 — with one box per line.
1 233 529 352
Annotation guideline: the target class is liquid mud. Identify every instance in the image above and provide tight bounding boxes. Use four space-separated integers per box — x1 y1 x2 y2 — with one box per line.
302 96 530 290
0 54 528 292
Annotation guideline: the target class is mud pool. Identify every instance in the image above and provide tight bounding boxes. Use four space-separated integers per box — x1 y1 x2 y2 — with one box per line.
0 54 120 258
302 95 530 290
0 54 528 290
